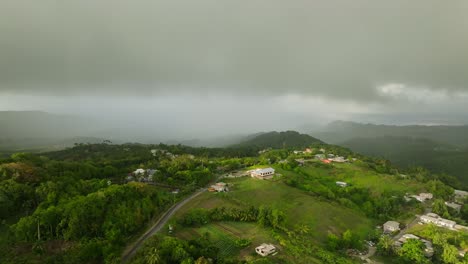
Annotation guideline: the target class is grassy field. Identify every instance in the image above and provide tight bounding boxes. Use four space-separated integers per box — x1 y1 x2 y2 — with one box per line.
172 176 375 242
176 221 278 260
331 163 424 194
167 162 431 262
287 161 425 195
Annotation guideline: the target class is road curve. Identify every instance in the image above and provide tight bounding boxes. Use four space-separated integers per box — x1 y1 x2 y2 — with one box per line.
121 188 206 263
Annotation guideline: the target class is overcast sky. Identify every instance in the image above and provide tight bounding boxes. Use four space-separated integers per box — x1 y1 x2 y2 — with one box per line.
1 0 468 139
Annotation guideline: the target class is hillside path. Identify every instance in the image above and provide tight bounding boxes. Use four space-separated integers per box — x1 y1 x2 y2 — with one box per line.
121 188 206 263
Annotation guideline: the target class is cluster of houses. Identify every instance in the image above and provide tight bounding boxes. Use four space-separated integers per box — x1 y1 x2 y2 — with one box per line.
394 234 434 257
250 168 275 180
150 149 177 159
315 153 348 164
293 148 313 155
126 168 157 182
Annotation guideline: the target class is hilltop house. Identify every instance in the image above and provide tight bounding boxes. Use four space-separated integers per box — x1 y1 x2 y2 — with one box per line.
336 181 348 187
255 244 276 257
420 213 456 229
251 168 275 179
383 221 400 233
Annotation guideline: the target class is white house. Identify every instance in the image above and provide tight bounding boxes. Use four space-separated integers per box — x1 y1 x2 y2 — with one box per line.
445 202 462 212
420 213 456 229
383 221 400 233
210 182 228 192
251 168 275 179
255 244 276 257
336 181 348 187
134 168 145 175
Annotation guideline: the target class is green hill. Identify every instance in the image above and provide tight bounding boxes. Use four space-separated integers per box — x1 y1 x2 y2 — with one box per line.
234 130 323 149
340 136 468 187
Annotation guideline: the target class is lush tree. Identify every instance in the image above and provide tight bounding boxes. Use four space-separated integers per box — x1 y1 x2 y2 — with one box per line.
397 239 429 264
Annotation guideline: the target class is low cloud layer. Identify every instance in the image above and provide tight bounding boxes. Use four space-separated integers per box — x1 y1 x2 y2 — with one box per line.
1 0 468 136
1 0 468 100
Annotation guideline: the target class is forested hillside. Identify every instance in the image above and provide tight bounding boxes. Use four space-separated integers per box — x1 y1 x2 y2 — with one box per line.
340 136 468 187
1 140 467 263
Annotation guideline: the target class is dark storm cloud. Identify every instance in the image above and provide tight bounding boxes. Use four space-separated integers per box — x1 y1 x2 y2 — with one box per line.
1 0 467 101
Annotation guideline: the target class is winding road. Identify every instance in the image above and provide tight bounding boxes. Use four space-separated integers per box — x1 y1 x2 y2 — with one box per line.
121 188 207 263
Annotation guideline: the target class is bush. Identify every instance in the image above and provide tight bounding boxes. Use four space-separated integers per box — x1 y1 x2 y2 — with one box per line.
234 238 252 248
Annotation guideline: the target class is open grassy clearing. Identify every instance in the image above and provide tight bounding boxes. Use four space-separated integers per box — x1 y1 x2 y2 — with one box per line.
172 176 374 242
285 161 425 194
176 221 278 260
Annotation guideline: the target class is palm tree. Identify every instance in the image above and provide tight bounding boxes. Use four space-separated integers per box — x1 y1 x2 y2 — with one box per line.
145 248 161 264
377 235 394 255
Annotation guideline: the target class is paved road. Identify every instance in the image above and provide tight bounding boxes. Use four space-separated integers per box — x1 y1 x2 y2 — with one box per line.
393 206 431 242
121 188 206 263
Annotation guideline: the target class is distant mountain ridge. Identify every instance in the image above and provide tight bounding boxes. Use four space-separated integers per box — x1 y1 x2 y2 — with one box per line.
313 121 468 187
315 120 468 147
233 130 323 149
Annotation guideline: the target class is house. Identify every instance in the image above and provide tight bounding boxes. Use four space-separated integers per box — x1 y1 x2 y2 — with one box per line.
420 213 456 229
319 148 326 153
420 193 433 200
327 154 335 158
411 193 433 202
322 159 332 164
445 202 462 212
251 168 275 179
295 159 305 166
336 181 348 187
293 150 303 154
315 154 325 160
304 148 313 153
383 221 400 233
255 244 276 257
210 182 228 192
134 168 145 175
394 234 433 257
454 189 468 202
329 156 347 163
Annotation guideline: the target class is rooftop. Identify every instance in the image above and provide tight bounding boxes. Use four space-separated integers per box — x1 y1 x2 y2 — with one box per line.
253 168 275 174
